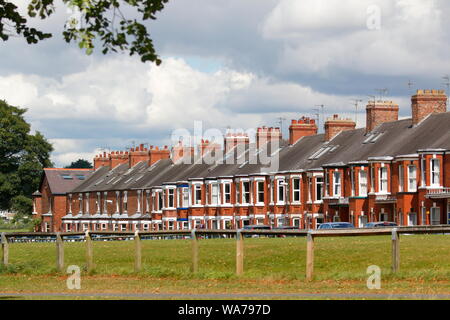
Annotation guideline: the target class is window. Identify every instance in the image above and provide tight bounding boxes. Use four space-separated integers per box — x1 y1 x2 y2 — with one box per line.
350 169 355 196
333 172 341 197
243 182 250 204
223 183 231 204
398 165 404 192
123 192 128 212
211 183 219 205
194 184 202 205
359 170 367 196
408 165 417 192
408 212 417 226
277 179 285 203
370 166 375 192
421 158 426 186
379 167 388 193
103 192 108 214
324 172 330 196
431 159 440 186
66 224 71 232
143 224 149 231
236 183 240 204
96 193 101 213
61 174 73 180
292 178 301 203
316 177 323 201
182 188 189 208
120 224 127 231
257 181 265 204
168 189 175 208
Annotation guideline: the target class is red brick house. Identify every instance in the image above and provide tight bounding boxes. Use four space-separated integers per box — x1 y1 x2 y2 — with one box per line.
32 168 93 232
34 89 450 232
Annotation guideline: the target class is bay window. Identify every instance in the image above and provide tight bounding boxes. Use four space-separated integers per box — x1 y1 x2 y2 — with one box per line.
431 159 440 186
333 172 341 197
408 165 417 192
242 181 250 204
292 177 301 203
359 170 367 196
257 181 265 204
316 177 323 201
379 167 388 193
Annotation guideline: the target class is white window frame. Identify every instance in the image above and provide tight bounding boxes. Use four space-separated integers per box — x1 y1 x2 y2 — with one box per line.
277 178 285 204
211 183 219 205
430 158 440 187
315 177 323 202
223 182 232 205
242 181 250 204
333 171 341 197
378 167 388 194
292 177 301 204
359 170 368 197
193 184 203 206
407 165 417 192
256 181 265 204
398 165 404 192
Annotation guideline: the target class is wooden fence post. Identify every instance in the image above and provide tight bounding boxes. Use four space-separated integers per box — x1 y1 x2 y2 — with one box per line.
55 232 64 272
191 229 198 273
236 230 244 275
1 233 8 266
391 228 400 273
306 231 314 281
85 230 94 273
134 230 142 272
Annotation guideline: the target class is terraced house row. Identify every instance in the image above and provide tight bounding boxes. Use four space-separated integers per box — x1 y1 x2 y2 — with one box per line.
33 89 450 232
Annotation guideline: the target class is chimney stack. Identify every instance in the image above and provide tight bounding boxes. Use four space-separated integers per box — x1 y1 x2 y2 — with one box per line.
93 152 110 170
109 151 129 169
198 139 221 156
171 141 194 164
411 89 447 125
366 100 399 133
289 117 318 145
324 115 356 141
224 132 249 152
149 145 170 165
256 126 282 148
128 144 150 167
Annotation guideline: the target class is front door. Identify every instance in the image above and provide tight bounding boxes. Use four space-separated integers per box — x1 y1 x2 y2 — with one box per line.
431 207 441 225
407 212 417 226
359 215 368 228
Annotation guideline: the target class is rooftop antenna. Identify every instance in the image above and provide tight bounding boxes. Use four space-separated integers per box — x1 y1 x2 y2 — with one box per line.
443 75 450 106
375 88 388 101
407 80 414 94
351 99 363 126
277 117 286 135
314 104 325 132
312 108 320 130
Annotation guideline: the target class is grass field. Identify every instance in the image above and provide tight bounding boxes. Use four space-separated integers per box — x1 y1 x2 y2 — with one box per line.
0 235 449 299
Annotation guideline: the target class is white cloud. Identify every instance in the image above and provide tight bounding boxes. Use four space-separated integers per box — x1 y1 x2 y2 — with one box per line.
262 0 450 77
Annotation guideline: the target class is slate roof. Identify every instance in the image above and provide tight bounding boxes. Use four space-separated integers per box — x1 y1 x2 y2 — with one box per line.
40 168 94 195
68 112 450 194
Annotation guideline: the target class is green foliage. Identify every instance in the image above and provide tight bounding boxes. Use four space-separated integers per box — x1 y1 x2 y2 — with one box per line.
65 158 93 169
0 0 169 64
0 100 53 211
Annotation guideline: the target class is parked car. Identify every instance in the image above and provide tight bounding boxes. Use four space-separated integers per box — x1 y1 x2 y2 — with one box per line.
271 226 300 237
364 222 398 228
317 222 355 230
243 225 271 237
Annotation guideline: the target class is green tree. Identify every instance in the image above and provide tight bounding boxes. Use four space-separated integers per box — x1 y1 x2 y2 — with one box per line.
0 100 53 212
65 158 93 169
0 0 168 64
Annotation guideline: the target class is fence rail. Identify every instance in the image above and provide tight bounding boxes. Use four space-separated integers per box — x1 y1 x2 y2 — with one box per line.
1 225 449 280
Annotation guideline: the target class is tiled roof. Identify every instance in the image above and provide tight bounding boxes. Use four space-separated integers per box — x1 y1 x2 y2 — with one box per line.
42 168 94 195
68 112 450 193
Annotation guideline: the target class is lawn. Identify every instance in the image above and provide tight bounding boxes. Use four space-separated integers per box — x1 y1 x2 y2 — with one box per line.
0 235 449 299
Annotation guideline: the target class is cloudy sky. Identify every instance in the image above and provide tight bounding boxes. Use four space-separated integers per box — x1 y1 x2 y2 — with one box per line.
1 0 449 167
